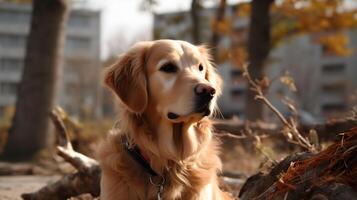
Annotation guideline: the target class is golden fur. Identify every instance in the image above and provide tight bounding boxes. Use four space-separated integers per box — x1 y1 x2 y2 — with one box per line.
97 40 233 200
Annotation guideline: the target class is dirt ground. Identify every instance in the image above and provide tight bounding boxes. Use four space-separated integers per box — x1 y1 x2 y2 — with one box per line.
0 138 287 200
0 175 60 200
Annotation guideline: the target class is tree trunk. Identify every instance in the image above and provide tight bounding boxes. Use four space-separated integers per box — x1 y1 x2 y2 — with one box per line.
211 0 226 61
245 0 274 121
190 0 202 44
3 0 70 159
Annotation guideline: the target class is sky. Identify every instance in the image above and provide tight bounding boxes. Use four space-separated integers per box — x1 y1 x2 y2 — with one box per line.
84 0 245 59
86 0 192 59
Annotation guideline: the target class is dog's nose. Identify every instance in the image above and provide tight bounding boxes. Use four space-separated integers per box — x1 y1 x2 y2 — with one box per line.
194 84 216 98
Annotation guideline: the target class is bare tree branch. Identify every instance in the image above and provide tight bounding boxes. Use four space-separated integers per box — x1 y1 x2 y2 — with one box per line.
242 64 315 152
22 108 101 200
50 108 72 148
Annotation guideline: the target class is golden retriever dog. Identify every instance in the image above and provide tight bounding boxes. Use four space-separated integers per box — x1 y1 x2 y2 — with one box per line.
97 40 233 200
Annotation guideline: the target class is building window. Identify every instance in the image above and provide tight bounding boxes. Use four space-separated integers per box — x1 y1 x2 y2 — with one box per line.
322 63 345 74
0 58 23 72
321 82 346 95
0 82 17 95
67 36 90 49
68 15 90 27
230 69 245 85
0 34 26 48
0 10 31 25
321 103 346 113
230 88 245 101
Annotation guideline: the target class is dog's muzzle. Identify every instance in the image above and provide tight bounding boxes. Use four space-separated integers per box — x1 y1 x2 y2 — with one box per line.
167 84 216 121
194 83 215 115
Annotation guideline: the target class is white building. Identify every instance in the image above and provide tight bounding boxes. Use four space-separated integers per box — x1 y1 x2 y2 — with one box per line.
0 2 101 119
267 29 357 120
154 4 357 120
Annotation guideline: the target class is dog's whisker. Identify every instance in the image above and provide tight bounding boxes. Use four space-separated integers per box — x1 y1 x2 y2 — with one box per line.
218 108 225 119
212 105 224 120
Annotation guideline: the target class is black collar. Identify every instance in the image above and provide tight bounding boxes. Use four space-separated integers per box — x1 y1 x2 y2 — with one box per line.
123 138 158 177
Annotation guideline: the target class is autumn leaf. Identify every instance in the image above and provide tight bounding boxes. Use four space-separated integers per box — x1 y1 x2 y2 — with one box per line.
271 0 357 50
280 74 297 92
235 3 251 17
231 46 248 66
317 32 353 56
211 17 232 35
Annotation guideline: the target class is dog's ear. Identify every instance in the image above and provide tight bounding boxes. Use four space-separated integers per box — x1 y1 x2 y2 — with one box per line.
198 46 223 96
104 42 152 114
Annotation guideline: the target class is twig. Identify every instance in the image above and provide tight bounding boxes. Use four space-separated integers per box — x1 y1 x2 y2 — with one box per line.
242 64 315 152
56 146 98 174
220 171 247 179
217 132 270 140
242 124 278 164
217 132 248 139
50 108 97 173
50 107 72 149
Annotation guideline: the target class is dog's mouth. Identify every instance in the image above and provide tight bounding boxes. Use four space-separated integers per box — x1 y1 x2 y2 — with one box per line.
195 103 211 116
167 106 211 122
167 112 180 120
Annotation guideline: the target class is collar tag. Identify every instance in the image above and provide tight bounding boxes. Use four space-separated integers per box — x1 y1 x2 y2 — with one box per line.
150 175 165 200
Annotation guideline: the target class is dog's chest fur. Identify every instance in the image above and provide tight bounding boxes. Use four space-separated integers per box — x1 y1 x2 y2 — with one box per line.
97 130 222 200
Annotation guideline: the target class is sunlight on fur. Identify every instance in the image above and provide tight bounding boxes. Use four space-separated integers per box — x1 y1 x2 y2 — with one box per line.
97 40 233 200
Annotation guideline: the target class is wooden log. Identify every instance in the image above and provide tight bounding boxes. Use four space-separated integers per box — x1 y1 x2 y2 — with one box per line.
213 118 357 141
21 109 101 200
239 128 357 200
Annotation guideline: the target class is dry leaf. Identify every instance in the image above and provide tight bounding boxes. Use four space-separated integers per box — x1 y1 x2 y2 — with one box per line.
280 74 297 92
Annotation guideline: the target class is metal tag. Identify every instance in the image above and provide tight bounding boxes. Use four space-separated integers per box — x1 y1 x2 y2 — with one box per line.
149 175 165 200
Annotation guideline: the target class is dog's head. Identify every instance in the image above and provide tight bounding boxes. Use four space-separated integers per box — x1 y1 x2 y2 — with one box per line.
105 40 222 124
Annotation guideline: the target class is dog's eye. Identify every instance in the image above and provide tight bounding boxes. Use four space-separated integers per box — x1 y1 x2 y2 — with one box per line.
199 64 204 71
159 63 178 73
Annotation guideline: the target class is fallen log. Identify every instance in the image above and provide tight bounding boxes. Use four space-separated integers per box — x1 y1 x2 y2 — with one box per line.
239 128 357 200
0 162 36 175
21 108 101 200
213 117 357 141
300 117 357 140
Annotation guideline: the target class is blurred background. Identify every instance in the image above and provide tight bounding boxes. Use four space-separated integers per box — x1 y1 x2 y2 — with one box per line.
0 0 356 198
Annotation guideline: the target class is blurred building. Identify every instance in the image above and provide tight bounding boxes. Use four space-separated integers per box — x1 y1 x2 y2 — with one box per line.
267 29 357 121
153 4 357 121
0 2 101 119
